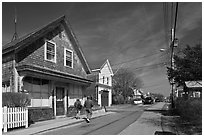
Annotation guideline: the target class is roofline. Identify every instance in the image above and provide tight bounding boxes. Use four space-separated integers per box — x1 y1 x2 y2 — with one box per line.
100 59 114 75
63 16 91 74
3 15 66 54
3 15 91 74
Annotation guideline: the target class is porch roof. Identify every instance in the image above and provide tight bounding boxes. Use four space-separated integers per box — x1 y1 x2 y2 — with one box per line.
16 64 93 85
185 81 202 88
95 82 112 89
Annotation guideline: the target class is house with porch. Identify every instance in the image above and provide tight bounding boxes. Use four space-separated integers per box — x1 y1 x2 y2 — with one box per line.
175 81 202 98
2 15 92 121
185 81 202 98
85 60 113 107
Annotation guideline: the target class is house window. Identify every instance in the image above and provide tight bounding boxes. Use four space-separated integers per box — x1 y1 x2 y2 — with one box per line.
64 48 73 68
103 76 105 84
23 77 50 107
107 77 109 85
45 41 56 62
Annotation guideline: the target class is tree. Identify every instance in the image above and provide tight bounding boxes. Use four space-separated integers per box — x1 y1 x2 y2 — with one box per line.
113 68 143 102
167 44 202 87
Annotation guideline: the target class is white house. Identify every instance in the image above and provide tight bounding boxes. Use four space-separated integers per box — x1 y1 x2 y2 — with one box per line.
86 60 114 107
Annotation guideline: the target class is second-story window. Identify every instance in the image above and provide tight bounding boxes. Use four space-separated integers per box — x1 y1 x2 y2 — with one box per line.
64 48 73 68
45 41 56 63
107 77 109 85
103 76 105 84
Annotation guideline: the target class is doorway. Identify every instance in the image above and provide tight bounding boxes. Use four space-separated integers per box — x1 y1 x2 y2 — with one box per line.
56 87 65 116
101 90 109 106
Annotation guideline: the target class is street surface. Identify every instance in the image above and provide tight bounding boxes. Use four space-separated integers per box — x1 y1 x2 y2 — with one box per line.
37 104 152 135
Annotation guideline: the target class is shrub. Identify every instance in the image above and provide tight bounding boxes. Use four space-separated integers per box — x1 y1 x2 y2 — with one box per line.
175 97 202 123
112 95 125 104
2 92 31 107
28 107 54 125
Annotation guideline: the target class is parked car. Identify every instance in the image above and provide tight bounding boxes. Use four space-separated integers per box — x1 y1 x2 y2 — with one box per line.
133 98 143 105
155 98 160 102
143 97 154 104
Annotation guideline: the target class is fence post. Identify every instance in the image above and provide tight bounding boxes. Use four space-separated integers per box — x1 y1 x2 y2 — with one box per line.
3 106 8 132
25 107 28 128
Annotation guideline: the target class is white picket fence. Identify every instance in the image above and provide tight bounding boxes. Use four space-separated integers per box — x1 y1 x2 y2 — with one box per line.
2 106 28 132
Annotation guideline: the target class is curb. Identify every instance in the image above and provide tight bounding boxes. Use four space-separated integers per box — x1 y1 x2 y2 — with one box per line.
160 103 177 135
33 111 112 135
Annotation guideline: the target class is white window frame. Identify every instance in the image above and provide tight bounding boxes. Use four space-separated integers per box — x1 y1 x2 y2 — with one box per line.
44 40 57 63
64 48 73 68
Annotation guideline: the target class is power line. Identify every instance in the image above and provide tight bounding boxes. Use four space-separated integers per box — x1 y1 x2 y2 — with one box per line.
111 52 162 68
93 61 167 82
163 2 170 47
91 51 164 74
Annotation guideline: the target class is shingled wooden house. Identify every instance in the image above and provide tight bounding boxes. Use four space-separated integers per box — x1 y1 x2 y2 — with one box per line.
2 15 92 121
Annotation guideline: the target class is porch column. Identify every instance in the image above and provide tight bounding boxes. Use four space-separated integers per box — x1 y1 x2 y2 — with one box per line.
51 82 56 117
54 89 56 117
109 89 112 106
64 88 68 115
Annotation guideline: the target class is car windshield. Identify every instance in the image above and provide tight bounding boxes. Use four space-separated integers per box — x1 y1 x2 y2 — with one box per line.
146 97 152 100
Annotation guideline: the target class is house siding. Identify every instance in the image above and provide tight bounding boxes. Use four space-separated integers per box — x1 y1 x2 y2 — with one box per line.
2 16 92 121
16 29 87 79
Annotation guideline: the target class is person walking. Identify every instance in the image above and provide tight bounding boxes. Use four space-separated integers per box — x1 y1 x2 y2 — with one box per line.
74 99 82 119
84 96 94 123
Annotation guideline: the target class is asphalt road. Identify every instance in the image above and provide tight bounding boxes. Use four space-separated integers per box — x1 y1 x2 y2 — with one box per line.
37 104 152 135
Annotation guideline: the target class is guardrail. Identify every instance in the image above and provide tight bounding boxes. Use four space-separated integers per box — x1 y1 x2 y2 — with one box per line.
2 106 28 132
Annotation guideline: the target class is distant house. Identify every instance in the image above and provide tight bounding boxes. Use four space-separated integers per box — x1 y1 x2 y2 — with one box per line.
86 60 114 107
185 81 202 98
175 81 202 98
2 15 92 120
133 89 143 99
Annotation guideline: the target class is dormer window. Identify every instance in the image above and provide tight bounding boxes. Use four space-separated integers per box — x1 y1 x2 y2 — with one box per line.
64 48 73 68
45 40 56 63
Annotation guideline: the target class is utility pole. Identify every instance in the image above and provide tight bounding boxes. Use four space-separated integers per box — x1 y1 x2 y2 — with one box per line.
170 2 178 109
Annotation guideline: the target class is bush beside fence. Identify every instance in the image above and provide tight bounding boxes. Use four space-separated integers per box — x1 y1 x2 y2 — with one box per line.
2 92 31 107
28 107 54 124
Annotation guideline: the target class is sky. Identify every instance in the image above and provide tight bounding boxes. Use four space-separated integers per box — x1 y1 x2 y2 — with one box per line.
2 2 202 96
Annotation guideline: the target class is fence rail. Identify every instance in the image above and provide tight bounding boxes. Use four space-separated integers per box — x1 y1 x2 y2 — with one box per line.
2 106 28 132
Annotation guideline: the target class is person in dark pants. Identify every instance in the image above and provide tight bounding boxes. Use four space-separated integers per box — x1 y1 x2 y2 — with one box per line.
84 96 94 123
74 99 82 119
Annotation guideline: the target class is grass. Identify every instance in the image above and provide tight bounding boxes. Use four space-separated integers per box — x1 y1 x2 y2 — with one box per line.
174 97 202 134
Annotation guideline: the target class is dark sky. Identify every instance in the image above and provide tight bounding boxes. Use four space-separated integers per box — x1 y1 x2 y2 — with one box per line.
2 2 202 96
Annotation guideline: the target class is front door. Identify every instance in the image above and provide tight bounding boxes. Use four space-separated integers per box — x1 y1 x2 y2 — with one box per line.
101 90 109 106
56 87 65 116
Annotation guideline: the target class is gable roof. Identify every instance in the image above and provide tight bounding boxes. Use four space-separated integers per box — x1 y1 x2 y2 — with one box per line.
2 15 91 74
185 81 202 88
100 59 114 76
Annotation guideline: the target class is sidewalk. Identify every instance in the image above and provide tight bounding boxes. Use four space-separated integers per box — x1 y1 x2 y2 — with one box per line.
119 102 176 135
3 108 114 135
